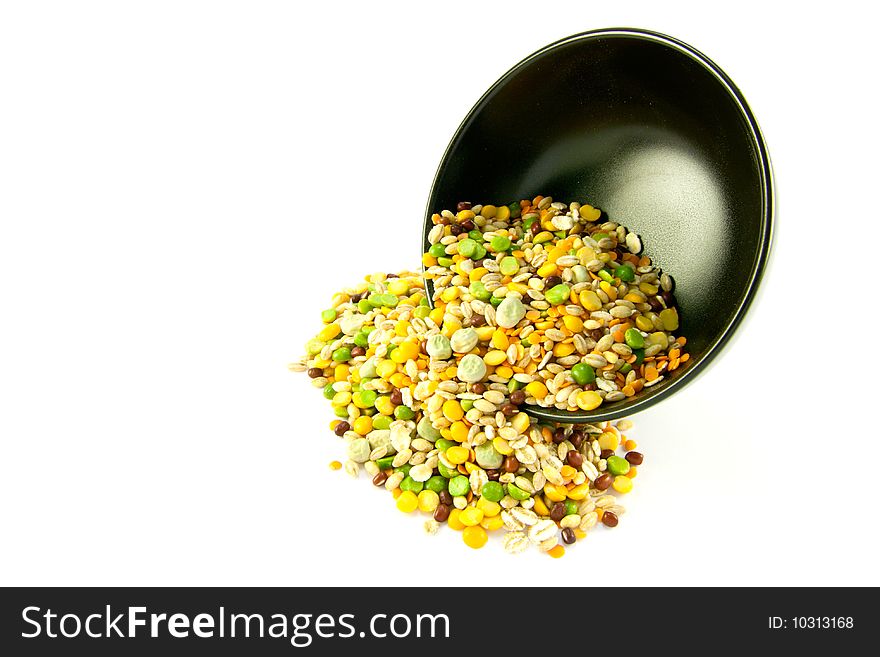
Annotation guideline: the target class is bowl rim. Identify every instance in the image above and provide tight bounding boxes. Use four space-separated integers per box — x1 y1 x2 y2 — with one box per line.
421 27 775 423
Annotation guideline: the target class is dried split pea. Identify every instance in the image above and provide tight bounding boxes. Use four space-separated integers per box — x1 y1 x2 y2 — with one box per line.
447 508 465 531
396 490 419 513
476 497 501 517
481 515 504 531
353 416 373 435
450 421 469 443
598 431 620 451
576 391 602 411
613 475 633 493
544 483 567 502
484 350 508 366
442 399 464 421
562 315 583 332
418 489 440 512
459 507 484 526
493 437 513 455
491 330 509 350
462 525 488 549
445 445 470 464
525 381 548 399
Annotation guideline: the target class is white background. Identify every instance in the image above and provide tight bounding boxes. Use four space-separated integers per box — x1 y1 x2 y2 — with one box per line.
1 1 877 586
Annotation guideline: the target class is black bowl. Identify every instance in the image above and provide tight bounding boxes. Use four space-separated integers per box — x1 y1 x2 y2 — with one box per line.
422 28 773 423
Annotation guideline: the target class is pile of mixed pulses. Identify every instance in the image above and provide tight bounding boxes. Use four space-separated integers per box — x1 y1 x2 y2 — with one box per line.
290 197 686 555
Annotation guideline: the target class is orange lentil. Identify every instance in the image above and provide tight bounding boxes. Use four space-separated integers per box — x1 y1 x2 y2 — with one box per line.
547 545 566 558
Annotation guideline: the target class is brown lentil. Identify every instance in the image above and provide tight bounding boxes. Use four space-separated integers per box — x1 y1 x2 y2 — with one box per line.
595 473 613 490
625 451 644 465
433 504 451 523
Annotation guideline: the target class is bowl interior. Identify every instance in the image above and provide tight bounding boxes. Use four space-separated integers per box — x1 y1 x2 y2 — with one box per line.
423 29 772 422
